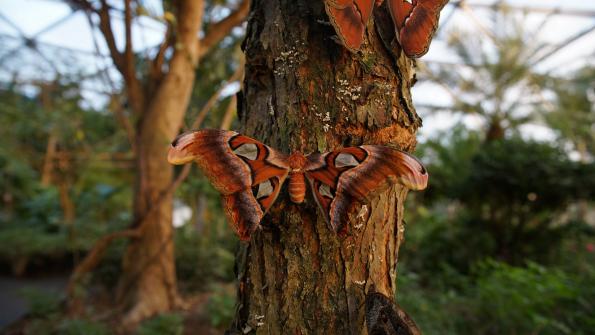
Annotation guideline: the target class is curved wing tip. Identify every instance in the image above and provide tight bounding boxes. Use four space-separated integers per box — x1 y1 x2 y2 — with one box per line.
399 171 429 191
167 145 193 165
168 132 197 165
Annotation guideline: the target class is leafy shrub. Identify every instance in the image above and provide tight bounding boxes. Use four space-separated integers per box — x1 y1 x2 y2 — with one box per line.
398 259 595 335
409 130 595 272
19 287 62 318
470 260 578 334
0 227 66 260
24 318 55 335
175 224 236 292
137 313 184 335
57 319 111 335
206 285 236 328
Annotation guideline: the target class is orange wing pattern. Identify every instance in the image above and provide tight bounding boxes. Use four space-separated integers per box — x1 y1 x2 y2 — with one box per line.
305 146 428 233
168 129 290 240
169 130 429 240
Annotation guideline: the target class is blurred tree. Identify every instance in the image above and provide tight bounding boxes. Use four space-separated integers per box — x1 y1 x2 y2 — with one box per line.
66 0 249 326
0 81 130 274
424 6 549 140
543 66 595 161
409 128 595 273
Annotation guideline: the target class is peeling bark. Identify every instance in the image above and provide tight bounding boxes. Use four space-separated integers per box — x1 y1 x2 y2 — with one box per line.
230 1 420 334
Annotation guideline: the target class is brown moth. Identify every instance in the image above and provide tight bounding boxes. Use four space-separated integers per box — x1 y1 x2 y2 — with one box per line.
168 129 428 241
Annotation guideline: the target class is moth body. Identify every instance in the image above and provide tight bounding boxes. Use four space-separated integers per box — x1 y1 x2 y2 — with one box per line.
286 152 308 203
288 172 307 203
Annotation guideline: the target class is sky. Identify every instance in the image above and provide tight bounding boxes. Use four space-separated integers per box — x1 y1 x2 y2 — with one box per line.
0 0 594 141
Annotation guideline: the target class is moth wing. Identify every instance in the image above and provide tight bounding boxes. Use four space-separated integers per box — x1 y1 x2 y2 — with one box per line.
168 129 290 240
387 0 415 31
324 0 376 51
305 146 428 233
388 0 449 57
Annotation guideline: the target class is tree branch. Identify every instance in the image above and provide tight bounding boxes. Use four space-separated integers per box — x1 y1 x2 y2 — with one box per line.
123 0 134 78
94 0 125 73
220 94 238 130
109 95 137 153
197 0 250 59
150 25 172 84
66 58 236 308
73 0 145 115
189 60 244 130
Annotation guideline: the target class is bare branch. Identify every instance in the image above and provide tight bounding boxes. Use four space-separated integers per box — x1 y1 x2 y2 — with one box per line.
220 95 238 130
109 96 137 153
149 25 173 84
124 0 134 77
198 0 250 59
459 1 498 45
118 0 145 115
530 23 595 67
72 0 145 114
189 59 244 130
95 0 125 73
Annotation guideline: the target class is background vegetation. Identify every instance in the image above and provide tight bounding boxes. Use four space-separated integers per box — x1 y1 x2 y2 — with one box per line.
0 1 593 334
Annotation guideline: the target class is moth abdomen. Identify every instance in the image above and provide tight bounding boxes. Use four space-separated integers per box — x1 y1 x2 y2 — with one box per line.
288 172 306 204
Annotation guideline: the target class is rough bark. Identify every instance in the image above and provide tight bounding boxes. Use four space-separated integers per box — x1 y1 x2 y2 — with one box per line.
230 1 420 334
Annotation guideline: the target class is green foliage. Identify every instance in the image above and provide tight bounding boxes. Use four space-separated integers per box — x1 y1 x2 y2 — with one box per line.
175 222 237 292
57 319 111 335
431 6 553 139
17 283 112 334
399 258 595 335
0 84 131 273
542 66 595 157
137 313 184 335
410 128 595 271
0 227 65 260
471 261 577 334
19 287 62 318
206 285 236 328
173 165 239 291
463 137 594 209
415 125 482 201
400 125 595 334
22 316 111 335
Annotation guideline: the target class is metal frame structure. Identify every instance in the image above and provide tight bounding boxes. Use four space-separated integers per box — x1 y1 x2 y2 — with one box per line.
0 0 593 106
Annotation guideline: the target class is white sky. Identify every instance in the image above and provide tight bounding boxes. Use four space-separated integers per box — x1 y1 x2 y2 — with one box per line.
413 0 595 141
0 0 594 141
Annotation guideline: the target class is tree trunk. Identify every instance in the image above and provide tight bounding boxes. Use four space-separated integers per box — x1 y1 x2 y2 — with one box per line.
230 1 420 334
115 1 204 326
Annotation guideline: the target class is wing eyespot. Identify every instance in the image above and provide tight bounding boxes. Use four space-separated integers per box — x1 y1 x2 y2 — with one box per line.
319 183 335 199
255 179 274 199
335 152 361 168
233 143 259 160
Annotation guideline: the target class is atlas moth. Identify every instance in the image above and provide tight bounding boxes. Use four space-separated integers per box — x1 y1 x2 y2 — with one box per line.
168 129 428 241
323 0 449 57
